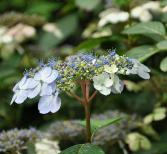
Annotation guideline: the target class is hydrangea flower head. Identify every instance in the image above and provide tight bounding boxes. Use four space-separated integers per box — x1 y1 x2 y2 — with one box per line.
11 51 150 114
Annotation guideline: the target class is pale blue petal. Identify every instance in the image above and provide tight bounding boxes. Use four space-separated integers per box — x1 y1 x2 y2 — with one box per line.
27 78 40 89
49 82 57 93
38 95 53 114
45 70 58 83
41 67 52 82
140 63 150 72
34 72 41 81
28 84 41 98
21 78 40 90
111 87 118 94
15 90 29 104
50 95 61 113
40 83 53 96
127 68 137 75
119 80 124 92
18 76 27 89
13 82 19 92
11 94 17 105
138 68 150 79
111 80 124 94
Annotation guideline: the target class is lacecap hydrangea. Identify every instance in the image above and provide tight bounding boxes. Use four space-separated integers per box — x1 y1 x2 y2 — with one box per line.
11 51 150 114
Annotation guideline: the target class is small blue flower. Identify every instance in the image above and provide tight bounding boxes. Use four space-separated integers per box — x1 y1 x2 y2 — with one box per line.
70 63 76 68
48 58 56 68
57 74 62 81
109 50 116 57
38 59 45 68
80 54 95 62
94 63 101 68
127 58 133 62
103 59 109 65
23 70 30 77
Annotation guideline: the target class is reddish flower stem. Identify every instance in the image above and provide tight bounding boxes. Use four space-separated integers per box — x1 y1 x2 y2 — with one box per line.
70 80 97 143
84 99 91 143
88 90 97 102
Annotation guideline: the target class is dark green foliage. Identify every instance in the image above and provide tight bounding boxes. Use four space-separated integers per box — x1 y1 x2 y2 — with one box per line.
60 143 105 154
47 111 138 153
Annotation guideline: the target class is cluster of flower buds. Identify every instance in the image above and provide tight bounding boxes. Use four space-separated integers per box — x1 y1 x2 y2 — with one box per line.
0 128 42 153
11 51 150 114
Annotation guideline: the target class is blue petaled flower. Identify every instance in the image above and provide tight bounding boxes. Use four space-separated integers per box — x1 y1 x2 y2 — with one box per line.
109 50 116 57
94 63 101 68
80 54 95 63
48 58 56 68
126 59 150 79
38 59 45 68
38 91 61 114
11 66 60 114
11 76 40 104
11 51 151 114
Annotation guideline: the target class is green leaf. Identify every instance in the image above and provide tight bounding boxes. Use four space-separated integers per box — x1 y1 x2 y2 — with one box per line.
80 117 121 134
153 108 166 121
160 57 167 72
156 40 167 51
26 2 61 19
74 37 106 51
143 33 165 42
161 0 167 7
74 36 122 51
126 45 159 61
140 136 152 150
113 0 131 7
154 112 166 121
123 22 166 36
126 133 151 152
144 114 153 124
60 144 105 154
91 118 121 133
75 0 101 11
132 133 167 154
0 54 21 80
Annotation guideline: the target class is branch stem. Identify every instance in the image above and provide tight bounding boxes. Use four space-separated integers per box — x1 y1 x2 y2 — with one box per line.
79 80 92 142
84 101 91 143
73 80 98 142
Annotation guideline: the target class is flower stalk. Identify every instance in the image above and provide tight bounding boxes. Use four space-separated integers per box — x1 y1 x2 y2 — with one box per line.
77 80 97 143
84 100 91 143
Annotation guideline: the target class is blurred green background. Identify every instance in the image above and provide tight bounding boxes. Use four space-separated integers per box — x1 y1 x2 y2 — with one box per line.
0 0 167 153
